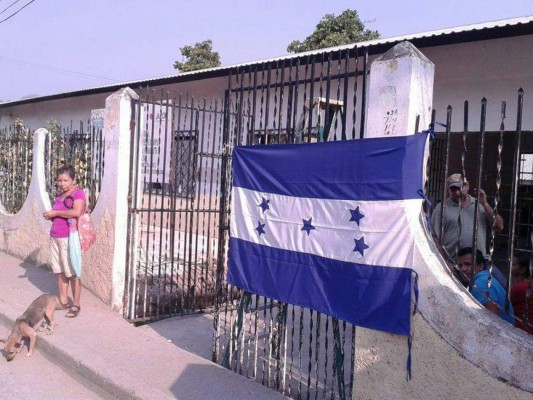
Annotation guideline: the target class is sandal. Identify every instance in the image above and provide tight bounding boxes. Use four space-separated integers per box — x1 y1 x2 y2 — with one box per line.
57 301 69 310
65 305 81 318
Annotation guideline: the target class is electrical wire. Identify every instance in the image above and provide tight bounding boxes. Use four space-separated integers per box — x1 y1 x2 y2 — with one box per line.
0 55 119 82
0 0 37 24
0 0 24 16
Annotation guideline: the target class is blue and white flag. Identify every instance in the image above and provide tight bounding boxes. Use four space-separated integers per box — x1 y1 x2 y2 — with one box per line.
228 133 428 336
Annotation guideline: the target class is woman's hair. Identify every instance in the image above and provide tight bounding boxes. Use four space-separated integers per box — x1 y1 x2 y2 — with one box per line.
514 250 531 278
57 164 76 180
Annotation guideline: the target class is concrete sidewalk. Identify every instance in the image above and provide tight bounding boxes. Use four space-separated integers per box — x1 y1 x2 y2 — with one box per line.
0 251 287 400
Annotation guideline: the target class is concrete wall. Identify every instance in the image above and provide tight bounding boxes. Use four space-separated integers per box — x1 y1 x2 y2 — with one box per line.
0 88 137 311
427 35 533 132
0 76 228 130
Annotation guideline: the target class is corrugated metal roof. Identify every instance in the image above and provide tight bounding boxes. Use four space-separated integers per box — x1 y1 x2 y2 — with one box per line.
2 16 532 108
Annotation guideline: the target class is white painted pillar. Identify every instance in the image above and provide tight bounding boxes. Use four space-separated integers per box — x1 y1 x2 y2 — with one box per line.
364 41 435 138
88 87 138 312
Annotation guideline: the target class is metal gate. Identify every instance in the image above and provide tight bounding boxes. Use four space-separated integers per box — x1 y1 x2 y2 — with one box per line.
124 91 227 322
211 47 369 400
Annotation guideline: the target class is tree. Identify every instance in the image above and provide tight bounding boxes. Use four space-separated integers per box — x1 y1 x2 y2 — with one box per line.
173 39 221 72
287 9 380 53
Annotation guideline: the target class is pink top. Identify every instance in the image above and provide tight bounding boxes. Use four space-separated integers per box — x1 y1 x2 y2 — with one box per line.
50 187 86 238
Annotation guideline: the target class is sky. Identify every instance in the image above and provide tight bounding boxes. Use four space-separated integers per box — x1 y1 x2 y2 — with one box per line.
1 0 532 102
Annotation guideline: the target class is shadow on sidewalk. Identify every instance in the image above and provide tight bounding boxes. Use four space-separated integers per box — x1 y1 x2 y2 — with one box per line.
169 362 285 400
18 248 57 294
146 312 215 360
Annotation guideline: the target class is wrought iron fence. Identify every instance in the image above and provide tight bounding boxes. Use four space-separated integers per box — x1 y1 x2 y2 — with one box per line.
212 48 369 400
427 89 533 332
43 120 104 210
125 90 226 322
0 121 34 214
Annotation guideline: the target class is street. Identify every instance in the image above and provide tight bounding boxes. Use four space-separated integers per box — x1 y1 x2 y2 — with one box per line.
0 324 107 400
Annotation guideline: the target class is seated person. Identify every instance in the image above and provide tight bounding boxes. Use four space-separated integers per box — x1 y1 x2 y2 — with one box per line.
457 247 514 324
510 251 533 334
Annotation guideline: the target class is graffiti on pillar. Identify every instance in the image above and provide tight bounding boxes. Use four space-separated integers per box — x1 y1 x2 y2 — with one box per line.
379 86 398 136
384 108 398 135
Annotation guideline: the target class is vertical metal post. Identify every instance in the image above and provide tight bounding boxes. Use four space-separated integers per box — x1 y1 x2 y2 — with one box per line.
506 88 524 311
342 49 350 141
438 106 453 244
469 98 487 287
213 89 232 362
124 96 142 319
359 48 368 139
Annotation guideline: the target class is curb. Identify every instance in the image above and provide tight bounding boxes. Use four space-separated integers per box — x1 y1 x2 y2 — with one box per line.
0 309 169 400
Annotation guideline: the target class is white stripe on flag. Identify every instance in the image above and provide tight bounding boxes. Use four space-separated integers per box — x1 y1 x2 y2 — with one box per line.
230 187 423 269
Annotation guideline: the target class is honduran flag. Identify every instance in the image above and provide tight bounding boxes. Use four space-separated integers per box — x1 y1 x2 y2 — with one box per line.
228 133 428 336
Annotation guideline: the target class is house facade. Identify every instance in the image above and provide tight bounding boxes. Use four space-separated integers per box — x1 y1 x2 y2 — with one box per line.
1 17 532 400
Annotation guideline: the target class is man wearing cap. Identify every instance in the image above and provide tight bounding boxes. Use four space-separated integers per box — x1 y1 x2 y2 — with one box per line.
431 173 504 262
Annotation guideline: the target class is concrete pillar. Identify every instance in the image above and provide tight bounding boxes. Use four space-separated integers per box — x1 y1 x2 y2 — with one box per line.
365 41 435 138
87 87 138 312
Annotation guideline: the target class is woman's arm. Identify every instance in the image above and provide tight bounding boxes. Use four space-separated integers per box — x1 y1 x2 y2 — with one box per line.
43 199 85 220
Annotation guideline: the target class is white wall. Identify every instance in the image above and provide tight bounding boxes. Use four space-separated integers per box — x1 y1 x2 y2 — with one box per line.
1 35 532 135
0 76 228 130
427 35 533 132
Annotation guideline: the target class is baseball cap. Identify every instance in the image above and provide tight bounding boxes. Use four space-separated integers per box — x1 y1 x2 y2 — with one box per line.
447 173 463 188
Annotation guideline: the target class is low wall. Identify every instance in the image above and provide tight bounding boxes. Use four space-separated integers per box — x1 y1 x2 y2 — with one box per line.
0 128 117 306
352 215 532 398
0 87 137 311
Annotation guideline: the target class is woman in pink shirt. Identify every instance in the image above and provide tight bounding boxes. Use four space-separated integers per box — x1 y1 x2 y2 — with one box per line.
43 165 86 318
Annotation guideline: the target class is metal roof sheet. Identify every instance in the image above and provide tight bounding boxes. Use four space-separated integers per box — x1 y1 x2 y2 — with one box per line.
1 16 532 108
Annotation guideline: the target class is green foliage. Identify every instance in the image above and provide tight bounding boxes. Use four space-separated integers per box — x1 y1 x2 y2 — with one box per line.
0 119 33 213
173 39 221 72
287 9 380 53
44 119 96 207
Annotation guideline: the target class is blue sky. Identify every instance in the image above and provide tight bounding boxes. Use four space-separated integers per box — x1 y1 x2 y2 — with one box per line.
1 0 532 101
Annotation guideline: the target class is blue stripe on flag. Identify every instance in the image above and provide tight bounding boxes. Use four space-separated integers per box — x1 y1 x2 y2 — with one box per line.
232 133 428 201
228 238 413 336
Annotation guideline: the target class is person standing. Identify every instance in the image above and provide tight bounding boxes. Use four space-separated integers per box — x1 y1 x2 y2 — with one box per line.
43 165 85 318
431 173 504 262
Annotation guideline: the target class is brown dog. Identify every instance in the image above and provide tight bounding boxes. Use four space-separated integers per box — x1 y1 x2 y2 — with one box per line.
1 294 61 361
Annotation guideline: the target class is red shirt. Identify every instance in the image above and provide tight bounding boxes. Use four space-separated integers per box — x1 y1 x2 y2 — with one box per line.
510 281 533 335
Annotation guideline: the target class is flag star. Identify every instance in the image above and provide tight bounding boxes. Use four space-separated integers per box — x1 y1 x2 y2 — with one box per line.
258 197 270 213
349 206 365 226
353 236 369 256
301 217 316 236
255 221 266 236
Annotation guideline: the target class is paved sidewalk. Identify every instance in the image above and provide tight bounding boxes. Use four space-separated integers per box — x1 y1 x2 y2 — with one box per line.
0 251 287 400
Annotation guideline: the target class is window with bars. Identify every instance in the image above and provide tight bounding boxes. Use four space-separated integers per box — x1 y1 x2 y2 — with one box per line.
173 130 197 198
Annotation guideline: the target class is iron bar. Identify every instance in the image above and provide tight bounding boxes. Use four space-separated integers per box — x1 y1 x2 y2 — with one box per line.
469 98 487 287
228 69 365 94
359 48 368 138
506 88 525 311
438 106 453 249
